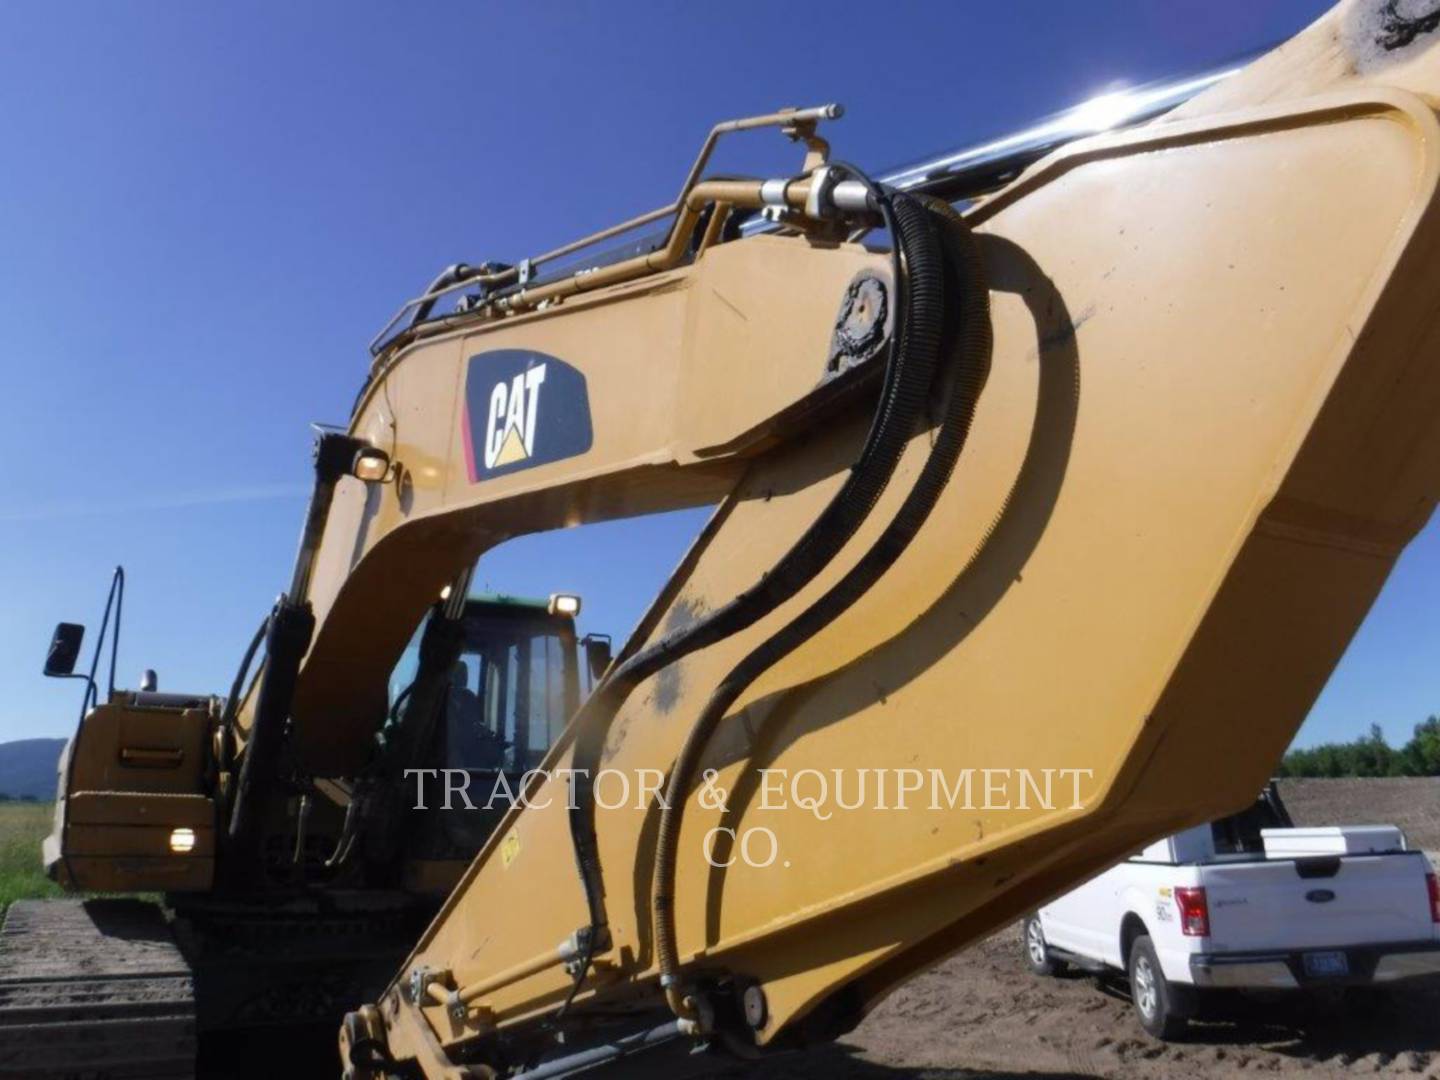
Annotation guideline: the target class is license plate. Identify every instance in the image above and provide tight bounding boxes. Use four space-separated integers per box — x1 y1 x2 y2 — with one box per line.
1303 950 1349 977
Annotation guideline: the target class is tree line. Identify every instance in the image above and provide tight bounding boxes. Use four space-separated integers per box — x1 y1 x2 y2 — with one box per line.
1279 717 1440 777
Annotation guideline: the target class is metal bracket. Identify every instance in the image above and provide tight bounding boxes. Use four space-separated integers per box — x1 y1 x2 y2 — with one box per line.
408 965 450 1006
805 165 842 220
781 105 838 173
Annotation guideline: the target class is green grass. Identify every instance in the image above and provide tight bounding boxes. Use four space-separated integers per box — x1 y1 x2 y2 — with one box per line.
0 801 63 919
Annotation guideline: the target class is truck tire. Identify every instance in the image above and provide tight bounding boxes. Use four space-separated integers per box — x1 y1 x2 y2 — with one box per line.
1127 935 1187 1040
1023 914 1065 976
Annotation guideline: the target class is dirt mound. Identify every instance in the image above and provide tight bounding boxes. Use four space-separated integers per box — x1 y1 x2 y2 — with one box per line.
1279 777 1440 852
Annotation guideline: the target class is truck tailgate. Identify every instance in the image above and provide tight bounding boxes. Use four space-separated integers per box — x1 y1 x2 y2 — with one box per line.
1202 854 1435 952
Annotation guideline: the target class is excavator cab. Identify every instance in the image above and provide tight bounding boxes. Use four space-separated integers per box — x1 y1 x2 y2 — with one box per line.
392 592 599 894
394 593 586 773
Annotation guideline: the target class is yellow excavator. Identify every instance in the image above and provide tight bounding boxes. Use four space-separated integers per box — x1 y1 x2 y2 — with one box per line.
9 2 1440 1076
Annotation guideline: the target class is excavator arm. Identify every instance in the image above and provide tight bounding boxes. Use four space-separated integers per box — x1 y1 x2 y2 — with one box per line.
216 4 1440 1076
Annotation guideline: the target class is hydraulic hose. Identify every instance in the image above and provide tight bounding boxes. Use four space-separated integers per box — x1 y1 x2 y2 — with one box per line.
227 599 315 851
651 197 992 1018
218 612 270 776
560 182 948 1011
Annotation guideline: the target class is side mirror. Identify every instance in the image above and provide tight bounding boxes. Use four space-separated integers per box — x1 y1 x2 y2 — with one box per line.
582 634 612 684
44 623 86 677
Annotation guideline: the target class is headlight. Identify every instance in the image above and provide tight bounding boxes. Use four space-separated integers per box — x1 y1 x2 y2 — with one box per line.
548 593 582 617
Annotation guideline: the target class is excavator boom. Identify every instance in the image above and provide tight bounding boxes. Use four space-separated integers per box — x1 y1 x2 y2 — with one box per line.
27 4 1440 1078
332 8 1440 1073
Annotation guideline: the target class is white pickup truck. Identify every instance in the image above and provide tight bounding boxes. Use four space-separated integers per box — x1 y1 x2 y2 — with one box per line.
1024 787 1440 1038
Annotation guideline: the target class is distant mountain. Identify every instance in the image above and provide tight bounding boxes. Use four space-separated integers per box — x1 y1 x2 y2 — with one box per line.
0 738 66 800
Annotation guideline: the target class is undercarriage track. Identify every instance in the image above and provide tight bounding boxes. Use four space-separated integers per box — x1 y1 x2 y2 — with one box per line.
0 899 196 1079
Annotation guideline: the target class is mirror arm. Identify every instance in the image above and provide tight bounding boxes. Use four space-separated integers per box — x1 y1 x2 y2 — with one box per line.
580 633 614 693
49 567 126 853
53 567 125 724
107 567 123 702
81 567 126 719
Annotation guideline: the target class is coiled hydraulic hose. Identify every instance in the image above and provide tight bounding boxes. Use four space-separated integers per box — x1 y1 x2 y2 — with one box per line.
559 180 949 1011
651 196 992 1020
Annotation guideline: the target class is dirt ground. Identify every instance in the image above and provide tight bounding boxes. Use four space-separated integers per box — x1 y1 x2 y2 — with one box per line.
14 782 1439 1077
736 778 1440 1080
744 925 1440 1079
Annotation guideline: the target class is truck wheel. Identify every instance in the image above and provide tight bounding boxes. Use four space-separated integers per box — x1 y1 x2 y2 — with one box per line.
1023 914 1064 976
1128 935 1187 1040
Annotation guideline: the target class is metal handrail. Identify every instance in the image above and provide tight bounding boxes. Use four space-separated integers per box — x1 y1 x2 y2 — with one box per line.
369 51 1264 360
368 105 841 357
65 565 125 720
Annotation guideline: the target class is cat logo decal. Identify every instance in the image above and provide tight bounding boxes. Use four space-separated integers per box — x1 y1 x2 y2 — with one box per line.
462 350 593 482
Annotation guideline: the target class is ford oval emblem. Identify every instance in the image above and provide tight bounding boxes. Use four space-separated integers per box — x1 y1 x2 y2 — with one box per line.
1305 889 1336 904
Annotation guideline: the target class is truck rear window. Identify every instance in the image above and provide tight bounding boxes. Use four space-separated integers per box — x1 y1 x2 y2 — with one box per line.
1210 787 1293 855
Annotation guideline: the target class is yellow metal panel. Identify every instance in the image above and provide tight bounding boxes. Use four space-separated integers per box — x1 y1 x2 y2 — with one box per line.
61 855 213 893
67 704 211 796
66 792 214 828
64 824 214 859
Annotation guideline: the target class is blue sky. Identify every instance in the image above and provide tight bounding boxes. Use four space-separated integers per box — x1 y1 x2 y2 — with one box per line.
3 0 1430 752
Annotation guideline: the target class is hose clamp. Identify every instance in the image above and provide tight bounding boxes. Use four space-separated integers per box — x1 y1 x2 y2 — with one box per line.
806 165 842 220
759 179 790 208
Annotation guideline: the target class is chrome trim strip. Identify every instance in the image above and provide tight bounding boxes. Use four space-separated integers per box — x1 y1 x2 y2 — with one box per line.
1190 955 1298 989
878 64 1244 197
1374 951 1440 981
